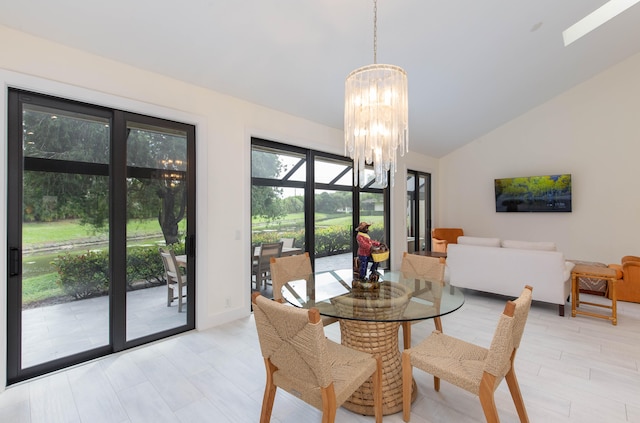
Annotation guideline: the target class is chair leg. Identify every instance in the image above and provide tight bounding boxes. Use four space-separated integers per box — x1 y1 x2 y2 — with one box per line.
167 284 174 307
505 367 530 422
260 271 267 290
373 356 383 423
434 316 442 332
479 373 500 423
320 384 337 423
402 321 411 349
402 351 412 422
178 284 183 313
431 318 443 392
260 359 277 423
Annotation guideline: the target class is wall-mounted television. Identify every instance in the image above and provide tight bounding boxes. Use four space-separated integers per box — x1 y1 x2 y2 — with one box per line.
495 174 572 212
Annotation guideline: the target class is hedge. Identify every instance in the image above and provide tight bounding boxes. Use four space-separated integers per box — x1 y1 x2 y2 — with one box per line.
54 243 185 299
252 225 384 257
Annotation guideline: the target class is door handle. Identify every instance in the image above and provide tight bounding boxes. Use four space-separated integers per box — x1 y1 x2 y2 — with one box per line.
9 247 21 276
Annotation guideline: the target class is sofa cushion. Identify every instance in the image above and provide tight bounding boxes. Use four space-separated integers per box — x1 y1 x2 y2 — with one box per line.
501 239 557 251
457 236 501 247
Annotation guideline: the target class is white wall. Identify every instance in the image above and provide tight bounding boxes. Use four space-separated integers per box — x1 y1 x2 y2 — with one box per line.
0 25 435 391
439 51 640 264
0 25 352 390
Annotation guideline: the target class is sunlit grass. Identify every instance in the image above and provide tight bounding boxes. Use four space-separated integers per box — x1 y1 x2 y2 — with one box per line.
22 273 65 305
253 213 383 229
23 218 184 247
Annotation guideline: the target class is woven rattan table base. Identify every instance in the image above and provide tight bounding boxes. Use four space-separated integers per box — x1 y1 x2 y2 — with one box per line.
339 319 417 415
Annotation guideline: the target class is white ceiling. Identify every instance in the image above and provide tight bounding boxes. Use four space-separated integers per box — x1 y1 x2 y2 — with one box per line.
3 0 640 157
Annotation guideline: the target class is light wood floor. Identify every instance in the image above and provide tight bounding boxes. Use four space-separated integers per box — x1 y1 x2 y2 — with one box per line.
1 288 639 422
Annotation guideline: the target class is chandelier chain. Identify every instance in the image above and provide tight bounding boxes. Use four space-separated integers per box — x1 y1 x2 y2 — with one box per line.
373 0 377 64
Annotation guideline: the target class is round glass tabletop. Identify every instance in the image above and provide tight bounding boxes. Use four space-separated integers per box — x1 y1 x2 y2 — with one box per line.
281 268 465 322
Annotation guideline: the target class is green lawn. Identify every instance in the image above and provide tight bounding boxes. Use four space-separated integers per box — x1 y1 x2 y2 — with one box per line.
22 273 65 305
318 214 383 227
252 212 305 229
23 218 182 247
23 220 103 245
253 212 383 229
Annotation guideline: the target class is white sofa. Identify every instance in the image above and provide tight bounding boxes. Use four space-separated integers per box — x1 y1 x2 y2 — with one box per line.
446 236 575 315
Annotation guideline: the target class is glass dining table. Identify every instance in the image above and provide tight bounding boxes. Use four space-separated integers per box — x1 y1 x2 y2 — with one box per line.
281 268 465 416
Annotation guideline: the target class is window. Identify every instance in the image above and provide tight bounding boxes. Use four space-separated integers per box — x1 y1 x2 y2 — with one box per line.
250 138 389 297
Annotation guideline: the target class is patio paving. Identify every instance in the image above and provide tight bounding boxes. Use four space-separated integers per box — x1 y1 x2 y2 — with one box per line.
22 252 353 369
22 285 187 368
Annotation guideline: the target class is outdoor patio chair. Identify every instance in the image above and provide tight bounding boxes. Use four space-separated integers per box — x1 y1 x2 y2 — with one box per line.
252 293 382 423
279 237 295 248
159 247 187 312
252 242 283 290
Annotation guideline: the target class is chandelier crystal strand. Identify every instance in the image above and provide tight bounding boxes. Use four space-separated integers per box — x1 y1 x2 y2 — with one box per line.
344 1 408 188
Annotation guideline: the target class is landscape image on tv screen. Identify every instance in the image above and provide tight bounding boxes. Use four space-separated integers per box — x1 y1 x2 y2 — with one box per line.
495 174 572 212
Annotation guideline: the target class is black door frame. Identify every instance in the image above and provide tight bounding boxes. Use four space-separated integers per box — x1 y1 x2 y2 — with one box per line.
407 169 432 253
250 138 390 269
6 89 196 384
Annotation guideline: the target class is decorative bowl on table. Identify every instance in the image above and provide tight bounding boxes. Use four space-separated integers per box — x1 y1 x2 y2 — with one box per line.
351 278 381 291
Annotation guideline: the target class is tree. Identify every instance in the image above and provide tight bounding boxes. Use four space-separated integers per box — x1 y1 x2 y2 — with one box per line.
22 106 111 225
283 195 304 213
127 127 187 245
22 106 190 244
251 148 287 221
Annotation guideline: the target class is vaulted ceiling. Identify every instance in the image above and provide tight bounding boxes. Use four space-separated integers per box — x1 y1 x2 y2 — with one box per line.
3 0 640 157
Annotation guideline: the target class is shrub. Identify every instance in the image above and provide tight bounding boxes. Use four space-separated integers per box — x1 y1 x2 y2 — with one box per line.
252 226 370 257
54 242 186 298
127 242 185 288
126 246 165 287
54 250 109 299
314 226 352 256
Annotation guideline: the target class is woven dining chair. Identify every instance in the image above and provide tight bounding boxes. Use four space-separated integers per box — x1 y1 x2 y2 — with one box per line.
399 252 446 349
270 253 338 327
252 293 382 423
402 285 533 423
159 247 187 312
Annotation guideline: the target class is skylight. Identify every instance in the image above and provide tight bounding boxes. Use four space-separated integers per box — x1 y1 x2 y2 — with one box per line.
563 0 640 46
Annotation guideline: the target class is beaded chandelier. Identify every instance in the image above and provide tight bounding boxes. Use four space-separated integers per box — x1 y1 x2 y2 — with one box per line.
344 0 408 188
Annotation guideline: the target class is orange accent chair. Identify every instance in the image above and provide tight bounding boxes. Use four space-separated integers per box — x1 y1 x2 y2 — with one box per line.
431 228 464 253
608 256 640 303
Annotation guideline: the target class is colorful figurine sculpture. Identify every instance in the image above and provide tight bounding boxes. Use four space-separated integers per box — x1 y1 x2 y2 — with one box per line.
355 221 381 280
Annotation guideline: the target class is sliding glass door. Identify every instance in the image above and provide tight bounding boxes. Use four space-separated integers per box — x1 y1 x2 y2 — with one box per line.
7 90 196 383
407 170 431 253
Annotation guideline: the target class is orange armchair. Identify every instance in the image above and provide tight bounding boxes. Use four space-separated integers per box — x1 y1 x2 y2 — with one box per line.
431 228 463 253
608 256 640 303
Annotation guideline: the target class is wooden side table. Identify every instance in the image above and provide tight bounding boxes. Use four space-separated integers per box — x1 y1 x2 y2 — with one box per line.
413 250 447 263
571 264 617 325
